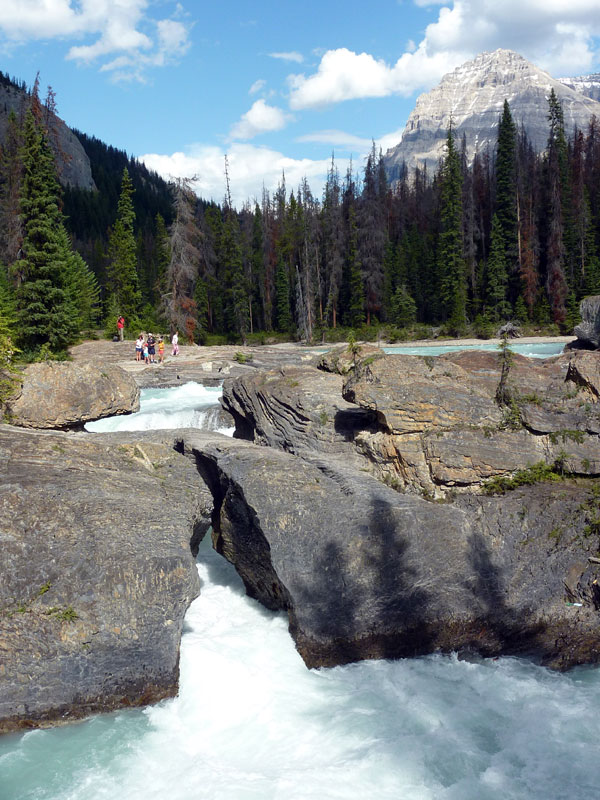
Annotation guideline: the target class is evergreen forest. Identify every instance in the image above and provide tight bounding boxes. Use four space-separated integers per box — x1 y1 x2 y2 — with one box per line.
2 71 600 381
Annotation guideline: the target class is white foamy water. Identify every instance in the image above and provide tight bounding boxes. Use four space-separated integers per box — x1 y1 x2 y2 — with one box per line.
2 385 599 799
85 382 233 435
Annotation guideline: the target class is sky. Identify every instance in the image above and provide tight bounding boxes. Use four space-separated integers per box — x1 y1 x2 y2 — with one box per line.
1 0 600 206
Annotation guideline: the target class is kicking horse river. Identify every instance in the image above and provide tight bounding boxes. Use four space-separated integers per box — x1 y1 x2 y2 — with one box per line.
1 373 599 800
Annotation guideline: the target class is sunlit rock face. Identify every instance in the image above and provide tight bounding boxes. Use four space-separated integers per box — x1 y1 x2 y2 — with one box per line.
384 49 600 181
0 81 95 190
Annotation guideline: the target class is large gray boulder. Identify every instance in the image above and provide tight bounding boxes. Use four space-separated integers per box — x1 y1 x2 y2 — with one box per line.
182 432 600 671
574 296 600 349
0 426 212 733
3 361 140 429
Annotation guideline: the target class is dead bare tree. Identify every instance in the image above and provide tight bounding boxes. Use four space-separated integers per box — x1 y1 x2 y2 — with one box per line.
161 176 202 341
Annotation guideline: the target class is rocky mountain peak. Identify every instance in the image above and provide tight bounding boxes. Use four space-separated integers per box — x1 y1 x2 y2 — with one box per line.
384 49 600 181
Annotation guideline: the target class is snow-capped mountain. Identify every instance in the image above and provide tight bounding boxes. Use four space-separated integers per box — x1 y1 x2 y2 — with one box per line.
384 49 600 181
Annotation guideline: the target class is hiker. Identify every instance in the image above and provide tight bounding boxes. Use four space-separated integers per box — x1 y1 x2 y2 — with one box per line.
158 337 165 364
135 333 144 361
171 331 179 356
147 332 156 364
117 315 125 341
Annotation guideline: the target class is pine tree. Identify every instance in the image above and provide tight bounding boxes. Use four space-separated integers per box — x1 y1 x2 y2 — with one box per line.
545 90 569 325
345 203 365 327
14 110 78 353
485 214 512 320
151 212 171 305
438 126 468 332
194 277 209 343
322 156 344 328
106 167 140 331
495 100 519 300
275 254 292 332
390 284 417 328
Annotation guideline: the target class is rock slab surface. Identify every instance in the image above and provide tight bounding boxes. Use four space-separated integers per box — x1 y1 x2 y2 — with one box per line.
0 426 212 733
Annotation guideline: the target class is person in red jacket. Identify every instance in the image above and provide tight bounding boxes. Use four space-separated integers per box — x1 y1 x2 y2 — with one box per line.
117 316 125 341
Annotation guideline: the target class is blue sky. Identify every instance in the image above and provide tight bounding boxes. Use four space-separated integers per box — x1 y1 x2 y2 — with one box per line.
1 1 600 206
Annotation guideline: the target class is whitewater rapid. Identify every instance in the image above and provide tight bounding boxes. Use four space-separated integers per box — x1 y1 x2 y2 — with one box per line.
1 381 599 799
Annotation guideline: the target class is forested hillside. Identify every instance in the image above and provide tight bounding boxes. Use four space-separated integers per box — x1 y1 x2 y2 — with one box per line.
158 93 600 344
1 69 600 370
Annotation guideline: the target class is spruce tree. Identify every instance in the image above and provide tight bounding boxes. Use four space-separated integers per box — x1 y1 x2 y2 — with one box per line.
106 167 140 331
485 214 512 321
275 255 292 333
14 110 78 353
495 100 519 300
438 126 468 332
545 90 569 324
390 284 417 328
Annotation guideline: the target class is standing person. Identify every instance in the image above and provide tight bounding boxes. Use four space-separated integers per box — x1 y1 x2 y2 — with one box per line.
171 331 179 356
117 315 125 341
142 338 149 365
135 333 144 361
158 337 165 364
147 332 156 364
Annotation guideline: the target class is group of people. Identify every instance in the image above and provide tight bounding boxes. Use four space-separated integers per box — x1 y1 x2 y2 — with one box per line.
134 331 179 364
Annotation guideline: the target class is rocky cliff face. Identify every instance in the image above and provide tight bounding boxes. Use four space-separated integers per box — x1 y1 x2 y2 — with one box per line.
384 49 600 180
0 82 95 190
559 74 600 103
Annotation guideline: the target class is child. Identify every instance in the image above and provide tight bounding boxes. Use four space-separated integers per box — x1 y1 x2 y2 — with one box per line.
143 340 149 365
158 337 165 364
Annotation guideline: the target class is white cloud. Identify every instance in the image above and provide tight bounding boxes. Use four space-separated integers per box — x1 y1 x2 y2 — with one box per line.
139 143 339 207
269 51 304 63
287 0 600 109
0 0 191 80
229 99 293 141
296 129 372 151
249 79 266 95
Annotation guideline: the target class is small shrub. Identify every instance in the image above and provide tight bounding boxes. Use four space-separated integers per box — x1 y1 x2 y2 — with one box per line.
482 461 564 495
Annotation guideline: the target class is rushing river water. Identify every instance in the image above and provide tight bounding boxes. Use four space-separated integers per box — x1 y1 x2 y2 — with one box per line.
1 380 599 800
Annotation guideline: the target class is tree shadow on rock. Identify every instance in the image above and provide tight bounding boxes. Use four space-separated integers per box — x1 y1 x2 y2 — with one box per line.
289 488 434 669
464 531 543 660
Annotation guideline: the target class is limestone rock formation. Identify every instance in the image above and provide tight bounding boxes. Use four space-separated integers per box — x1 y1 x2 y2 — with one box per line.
221 364 377 459
384 49 600 180
183 432 600 672
4 361 140 429
573 296 600 349
221 349 600 496
0 427 213 733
